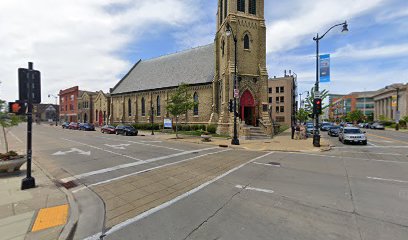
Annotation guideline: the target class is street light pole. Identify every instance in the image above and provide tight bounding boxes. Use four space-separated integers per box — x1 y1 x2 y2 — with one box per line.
151 105 154 135
226 23 240 145
312 21 348 147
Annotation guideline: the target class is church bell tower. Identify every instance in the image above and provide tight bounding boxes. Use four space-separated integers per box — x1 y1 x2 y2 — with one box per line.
213 0 269 135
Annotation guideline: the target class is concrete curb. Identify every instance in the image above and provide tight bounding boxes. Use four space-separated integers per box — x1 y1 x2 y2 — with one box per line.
32 160 79 240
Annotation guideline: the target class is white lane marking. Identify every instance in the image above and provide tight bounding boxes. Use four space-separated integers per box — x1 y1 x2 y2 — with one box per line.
53 148 91 156
60 146 219 182
89 152 275 238
62 137 142 161
104 144 131 150
334 145 408 149
72 149 231 193
140 141 162 143
235 185 275 194
277 152 408 165
367 177 408 184
343 151 404 156
96 135 184 152
253 162 281 167
9 131 23 143
367 142 377 147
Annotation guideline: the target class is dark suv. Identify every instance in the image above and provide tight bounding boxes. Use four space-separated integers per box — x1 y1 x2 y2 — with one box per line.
115 125 138 136
79 123 95 131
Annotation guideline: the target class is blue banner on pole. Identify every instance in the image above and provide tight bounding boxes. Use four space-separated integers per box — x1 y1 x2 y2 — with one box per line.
320 54 330 83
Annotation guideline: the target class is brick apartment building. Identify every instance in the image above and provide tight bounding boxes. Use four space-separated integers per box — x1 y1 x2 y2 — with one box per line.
59 86 80 122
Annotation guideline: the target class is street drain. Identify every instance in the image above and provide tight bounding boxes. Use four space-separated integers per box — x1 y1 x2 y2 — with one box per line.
60 181 78 189
192 152 199 154
268 162 281 167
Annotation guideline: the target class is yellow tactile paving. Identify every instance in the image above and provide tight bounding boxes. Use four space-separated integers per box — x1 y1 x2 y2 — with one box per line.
31 204 69 232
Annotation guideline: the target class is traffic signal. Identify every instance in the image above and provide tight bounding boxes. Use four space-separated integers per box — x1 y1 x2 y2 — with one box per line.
228 99 233 112
313 98 322 115
8 101 26 115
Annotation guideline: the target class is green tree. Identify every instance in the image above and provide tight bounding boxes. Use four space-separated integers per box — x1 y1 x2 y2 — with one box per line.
303 87 329 115
296 108 309 123
346 110 364 124
0 100 22 153
166 83 198 138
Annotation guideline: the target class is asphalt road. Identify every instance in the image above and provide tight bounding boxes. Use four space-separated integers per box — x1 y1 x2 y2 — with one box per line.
6 124 408 240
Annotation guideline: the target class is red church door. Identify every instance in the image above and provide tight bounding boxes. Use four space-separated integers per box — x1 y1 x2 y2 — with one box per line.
240 90 256 126
99 111 103 125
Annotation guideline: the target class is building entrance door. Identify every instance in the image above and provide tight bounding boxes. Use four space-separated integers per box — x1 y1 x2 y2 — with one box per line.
240 90 256 126
99 111 103 125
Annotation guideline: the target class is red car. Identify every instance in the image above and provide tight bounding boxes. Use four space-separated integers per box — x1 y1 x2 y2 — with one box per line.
101 125 116 134
68 122 80 130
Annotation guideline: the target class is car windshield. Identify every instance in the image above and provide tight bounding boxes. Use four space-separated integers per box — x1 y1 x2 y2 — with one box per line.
344 129 362 134
331 126 340 130
124 126 135 130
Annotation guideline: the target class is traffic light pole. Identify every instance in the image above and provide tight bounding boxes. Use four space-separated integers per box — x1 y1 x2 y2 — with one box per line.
313 34 321 147
21 62 36 190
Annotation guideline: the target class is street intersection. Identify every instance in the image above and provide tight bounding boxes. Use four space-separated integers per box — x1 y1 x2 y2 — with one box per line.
5 124 408 240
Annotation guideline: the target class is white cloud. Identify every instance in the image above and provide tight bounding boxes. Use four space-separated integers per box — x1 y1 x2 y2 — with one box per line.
333 43 408 59
265 0 386 54
0 0 200 102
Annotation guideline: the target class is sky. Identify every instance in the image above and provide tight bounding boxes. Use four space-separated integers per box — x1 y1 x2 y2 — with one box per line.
1 0 407 104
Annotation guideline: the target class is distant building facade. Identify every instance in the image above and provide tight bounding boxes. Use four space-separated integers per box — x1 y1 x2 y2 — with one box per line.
33 104 59 122
373 83 408 121
93 91 111 126
59 86 80 122
330 91 377 121
267 74 297 127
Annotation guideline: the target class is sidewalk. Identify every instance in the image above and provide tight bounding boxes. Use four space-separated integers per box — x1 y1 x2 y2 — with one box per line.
0 160 73 240
140 129 330 152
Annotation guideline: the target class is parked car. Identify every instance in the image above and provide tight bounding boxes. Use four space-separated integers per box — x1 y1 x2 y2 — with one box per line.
101 125 116 134
371 122 385 130
358 123 365 128
320 122 333 131
68 122 80 130
328 126 341 137
339 127 367 145
365 122 373 129
306 123 314 137
62 122 70 129
79 123 95 131
115 125 138 136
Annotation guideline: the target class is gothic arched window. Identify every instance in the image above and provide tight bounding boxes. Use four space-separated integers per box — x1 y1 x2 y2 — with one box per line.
224 0 228 18
237 0 245 12
249 0 256 14
193 92 199 116
128 99 132 116
157 96 161 116
221 39 225 57
141 97 145 116
244 34 250 49
219 0 223 25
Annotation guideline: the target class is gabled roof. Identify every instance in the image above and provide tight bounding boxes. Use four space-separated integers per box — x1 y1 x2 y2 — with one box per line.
111 44 215 95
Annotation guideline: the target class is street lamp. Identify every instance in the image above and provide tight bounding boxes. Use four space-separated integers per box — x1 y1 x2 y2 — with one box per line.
48 94 58 126
298 91 309 109
225 22 239 145
385 85 400 131
312 21 348 147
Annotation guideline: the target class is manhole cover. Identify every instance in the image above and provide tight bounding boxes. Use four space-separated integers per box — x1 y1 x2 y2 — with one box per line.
61 181 78 189
192 152 199 154
268 162 281 167
219 144 229 148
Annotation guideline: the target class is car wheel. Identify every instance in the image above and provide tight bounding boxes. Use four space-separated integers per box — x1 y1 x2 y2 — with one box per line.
362 140 367 145
125 131 128 136
115 131 119 135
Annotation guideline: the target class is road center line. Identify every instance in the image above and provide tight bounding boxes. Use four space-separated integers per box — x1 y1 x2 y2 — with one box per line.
72 148 231 192
89 151 275 239
60 146 219 182
96 136 184 152
235 185 274 194
278 152 408 165
367 176 408 184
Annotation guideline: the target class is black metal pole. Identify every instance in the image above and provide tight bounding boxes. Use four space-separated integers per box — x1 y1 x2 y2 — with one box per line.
151 106 154 135
313 34 321 147
22 62 36 190
396 88 400 131
231 35 239 145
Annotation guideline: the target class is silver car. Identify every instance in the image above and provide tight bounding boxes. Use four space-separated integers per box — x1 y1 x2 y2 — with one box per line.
339 127 367 145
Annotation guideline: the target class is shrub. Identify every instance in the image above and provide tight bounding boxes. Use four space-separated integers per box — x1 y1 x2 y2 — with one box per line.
399 120 406 128
207 124 217 134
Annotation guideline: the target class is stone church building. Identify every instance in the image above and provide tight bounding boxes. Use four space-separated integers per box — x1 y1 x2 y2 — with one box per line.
110 0 273 136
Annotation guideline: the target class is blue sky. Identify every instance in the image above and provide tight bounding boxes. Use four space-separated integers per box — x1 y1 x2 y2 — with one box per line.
0 0 407 103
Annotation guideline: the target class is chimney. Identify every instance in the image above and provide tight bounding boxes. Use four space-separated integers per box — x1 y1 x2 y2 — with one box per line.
289 70 292 76
284 70 287 77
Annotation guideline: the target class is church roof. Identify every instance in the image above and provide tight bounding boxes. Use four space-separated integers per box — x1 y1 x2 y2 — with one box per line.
111 43 215 95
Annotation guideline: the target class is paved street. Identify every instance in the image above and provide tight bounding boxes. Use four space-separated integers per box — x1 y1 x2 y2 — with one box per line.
6 124 408 240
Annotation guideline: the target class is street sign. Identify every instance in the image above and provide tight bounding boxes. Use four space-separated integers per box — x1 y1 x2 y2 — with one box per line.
392 96 398 107
164 118 172 129
314 91 321 99
234 89 239 98
18 68 41 104
8 101 26 115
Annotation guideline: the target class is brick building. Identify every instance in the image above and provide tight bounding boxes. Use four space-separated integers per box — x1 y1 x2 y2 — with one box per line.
59 86 80 122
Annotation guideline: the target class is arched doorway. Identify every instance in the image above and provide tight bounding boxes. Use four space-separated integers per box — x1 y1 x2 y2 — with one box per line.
240 90 255 126
99 110 103 125
84 113 88 123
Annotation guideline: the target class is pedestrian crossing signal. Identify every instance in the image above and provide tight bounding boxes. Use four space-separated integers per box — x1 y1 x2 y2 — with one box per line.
8 102 26 115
